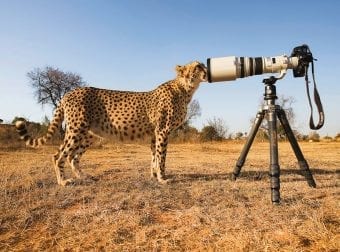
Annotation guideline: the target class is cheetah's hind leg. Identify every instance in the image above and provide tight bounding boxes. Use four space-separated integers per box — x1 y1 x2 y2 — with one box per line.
52 131 91 186
53 146 75 186
67 132 96 181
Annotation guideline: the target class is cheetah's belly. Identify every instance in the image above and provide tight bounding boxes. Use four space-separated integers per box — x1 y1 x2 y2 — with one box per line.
89 109 154 141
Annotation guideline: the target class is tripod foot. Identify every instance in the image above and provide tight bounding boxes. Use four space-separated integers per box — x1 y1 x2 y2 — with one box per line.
231 173 238 181
232 164 242 181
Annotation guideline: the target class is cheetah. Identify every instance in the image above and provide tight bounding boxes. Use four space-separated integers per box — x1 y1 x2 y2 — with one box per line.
16 61 207 186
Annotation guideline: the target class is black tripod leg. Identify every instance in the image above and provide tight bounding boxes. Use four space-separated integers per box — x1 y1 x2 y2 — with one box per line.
277 109 316 188
232 110 265 180
268 109 280 204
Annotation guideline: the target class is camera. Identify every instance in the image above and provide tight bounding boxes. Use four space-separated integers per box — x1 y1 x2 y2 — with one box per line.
207 45 314 83
206 44 323 130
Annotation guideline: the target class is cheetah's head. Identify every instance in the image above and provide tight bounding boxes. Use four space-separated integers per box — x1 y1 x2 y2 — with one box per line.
175 61 207 88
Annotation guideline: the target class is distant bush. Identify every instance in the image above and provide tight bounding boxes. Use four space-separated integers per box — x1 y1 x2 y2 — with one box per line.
234 132 244 140
322 136 333 142
200 125 222 142
254 129 268 142
308 131 320 142
0 124 19 144
170 123 200 143
199 117 228 142
335 133 340 142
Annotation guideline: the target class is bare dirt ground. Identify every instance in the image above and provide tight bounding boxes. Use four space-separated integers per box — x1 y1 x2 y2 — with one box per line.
0 141 339 251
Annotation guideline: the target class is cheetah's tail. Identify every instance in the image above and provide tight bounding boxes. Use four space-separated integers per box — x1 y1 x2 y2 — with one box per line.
15 105 64 147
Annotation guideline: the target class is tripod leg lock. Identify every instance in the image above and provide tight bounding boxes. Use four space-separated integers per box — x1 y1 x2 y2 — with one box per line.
269 164 281 203
270 174 280 189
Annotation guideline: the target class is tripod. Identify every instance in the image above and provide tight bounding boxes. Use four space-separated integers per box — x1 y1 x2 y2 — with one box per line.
232 76 316 204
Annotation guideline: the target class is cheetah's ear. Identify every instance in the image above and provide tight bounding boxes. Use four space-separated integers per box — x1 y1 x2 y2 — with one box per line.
176 65 184 77
176 65 189 78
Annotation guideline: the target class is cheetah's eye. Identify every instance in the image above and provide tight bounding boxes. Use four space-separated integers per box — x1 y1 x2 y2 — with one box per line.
196 64 205 72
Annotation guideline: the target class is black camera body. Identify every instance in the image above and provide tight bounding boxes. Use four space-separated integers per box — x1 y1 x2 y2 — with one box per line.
291 44 315 78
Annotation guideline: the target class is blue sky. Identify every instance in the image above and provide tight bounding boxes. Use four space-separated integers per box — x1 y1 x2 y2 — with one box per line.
0 0 339 136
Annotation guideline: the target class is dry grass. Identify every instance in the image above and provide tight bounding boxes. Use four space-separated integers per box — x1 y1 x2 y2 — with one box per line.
0 141 339 251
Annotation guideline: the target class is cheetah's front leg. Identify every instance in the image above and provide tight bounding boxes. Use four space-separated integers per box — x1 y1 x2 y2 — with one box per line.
154 129 170 184
150 136 157 179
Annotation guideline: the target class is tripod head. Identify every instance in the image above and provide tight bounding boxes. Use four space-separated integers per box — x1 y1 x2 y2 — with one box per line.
263 76 279 85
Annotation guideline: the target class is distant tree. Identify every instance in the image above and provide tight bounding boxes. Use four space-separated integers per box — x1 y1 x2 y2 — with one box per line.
186 99 201 124
0 119 3 124
27 66 87 110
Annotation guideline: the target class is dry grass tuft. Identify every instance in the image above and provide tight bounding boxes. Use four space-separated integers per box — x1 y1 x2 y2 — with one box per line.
0 141 339 251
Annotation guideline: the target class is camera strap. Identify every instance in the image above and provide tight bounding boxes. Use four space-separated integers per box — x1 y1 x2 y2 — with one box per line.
305 62 325 130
